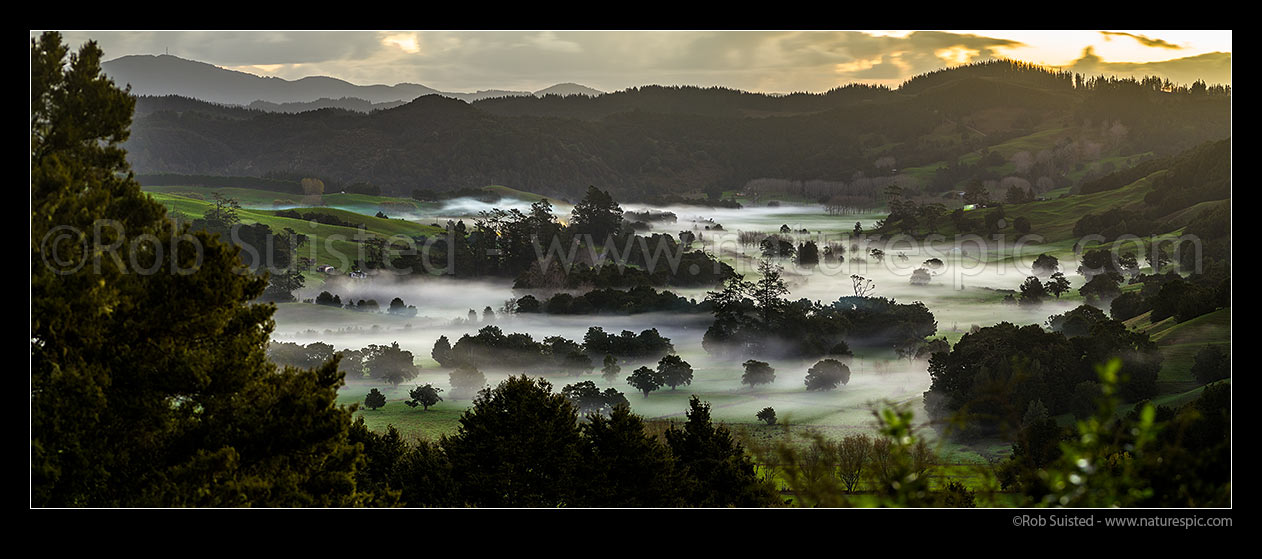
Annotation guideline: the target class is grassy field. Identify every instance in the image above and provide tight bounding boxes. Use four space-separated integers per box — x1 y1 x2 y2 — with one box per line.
145 190 446 269
1123 307 1231 395
481 184 560 203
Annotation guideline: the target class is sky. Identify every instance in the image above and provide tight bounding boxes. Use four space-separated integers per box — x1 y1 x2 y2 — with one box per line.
45 30 1232 94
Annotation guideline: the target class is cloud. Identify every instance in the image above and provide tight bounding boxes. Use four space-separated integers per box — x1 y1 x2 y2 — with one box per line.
1068 47 1230 85
74 31 385 66
1100 31 1183 49
64 30 1228 94
527 31 584 54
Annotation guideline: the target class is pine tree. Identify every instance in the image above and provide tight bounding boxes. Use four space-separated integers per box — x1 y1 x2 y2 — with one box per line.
441 376 583 507
664 396 777 507
31 32 367 507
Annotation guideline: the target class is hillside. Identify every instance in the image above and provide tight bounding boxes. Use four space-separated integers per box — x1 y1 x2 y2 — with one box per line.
1126 307 1231 395
904 137 1230 250
145 189 445 269
121 60 1231 203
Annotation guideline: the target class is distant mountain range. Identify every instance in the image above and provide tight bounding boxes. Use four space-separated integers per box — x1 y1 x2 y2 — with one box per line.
101 54 603 111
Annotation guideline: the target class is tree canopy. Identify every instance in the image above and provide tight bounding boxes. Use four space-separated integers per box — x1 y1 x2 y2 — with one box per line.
32 32 366 506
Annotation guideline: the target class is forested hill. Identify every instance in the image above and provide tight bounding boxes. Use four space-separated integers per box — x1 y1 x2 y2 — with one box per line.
122 60 1231 201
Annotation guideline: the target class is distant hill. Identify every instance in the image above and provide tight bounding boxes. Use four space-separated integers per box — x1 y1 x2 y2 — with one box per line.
102 54 603 110
102 54 442 105
247 97 411 114
122 60 1230 202
532 83 603 97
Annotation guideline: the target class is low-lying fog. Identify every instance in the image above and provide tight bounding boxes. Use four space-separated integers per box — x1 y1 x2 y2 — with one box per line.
275 200 1090 432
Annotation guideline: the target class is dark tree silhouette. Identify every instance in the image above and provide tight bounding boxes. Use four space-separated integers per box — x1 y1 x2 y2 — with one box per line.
364 388 387 411
805 359 852 391
406 384 443 411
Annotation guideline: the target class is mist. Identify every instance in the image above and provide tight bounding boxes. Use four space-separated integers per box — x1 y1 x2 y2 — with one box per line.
272 200 1100 433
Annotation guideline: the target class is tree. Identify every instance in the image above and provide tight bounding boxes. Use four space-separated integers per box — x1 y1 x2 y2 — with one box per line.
449 366 487 399
1046 272 1071 299
406 384 444 411
575 404 681 507
431 335 453 367
1018 276 1047 306
388 297 418 317
851 275 875 297
664 396 778 507
201 192 242 232
1109 291 1147 321
570 186 624 244
601 354 621 383
835 434 872 493
1191 345 1230 385
909 267 932 286
627 366 664 397
1032 253 1059 276
657 355 694 390
797 241 819 267
756 407 777 425
1079 272 1123 305
364 388 388 411
562 381 601 415
752 260 790 326
805 359 851 391
364 342 420 388
32 32 366 507
260 268 304 303
742 360 776 388
441 376 584 507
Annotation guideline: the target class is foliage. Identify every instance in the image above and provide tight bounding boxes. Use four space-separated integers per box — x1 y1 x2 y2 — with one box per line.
583 326 675 361
574 404 682 507
1024 360 1230 506
441 376 585 507
626 366 664 397
804 359 851 391
657 354 694 390
363 342 420 388
431 335 453 367
32 32 367 507
364 388 387 411
448 366 488 399
755 407 777 426
741 360 776 388
447 325 613 373
665 396 779 507
569 185 624 243
561 380 628 417
1190 345 1230 385
406 384 444 411
1045 272 1071 299
925 316 1160 438
600 354 622 383
1018 276 1046 306
1031 253 1059 276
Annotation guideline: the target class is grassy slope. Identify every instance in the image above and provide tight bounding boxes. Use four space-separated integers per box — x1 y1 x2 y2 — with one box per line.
1125 307 1231 393
975 172 1160 243
481 184 556 203
146 191 445 269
